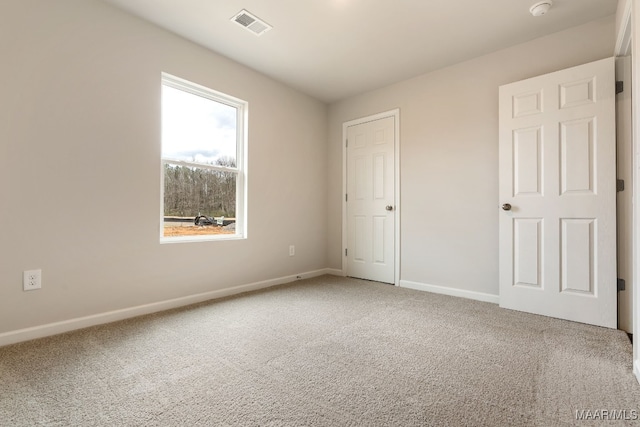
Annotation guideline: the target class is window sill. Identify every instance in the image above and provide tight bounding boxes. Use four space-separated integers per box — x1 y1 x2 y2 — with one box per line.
160 234 246 244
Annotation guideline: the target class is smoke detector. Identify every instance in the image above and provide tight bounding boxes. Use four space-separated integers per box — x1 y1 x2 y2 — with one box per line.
231 10 272 36
530 1 552 17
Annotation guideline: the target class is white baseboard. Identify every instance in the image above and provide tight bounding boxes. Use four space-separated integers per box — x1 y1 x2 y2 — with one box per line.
325 268 344 276
635 359 640 385
399 280 499 304
0 268 333 348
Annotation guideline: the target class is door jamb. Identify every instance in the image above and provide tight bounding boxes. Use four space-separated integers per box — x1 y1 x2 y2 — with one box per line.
615 0 638 383
342 109 401 285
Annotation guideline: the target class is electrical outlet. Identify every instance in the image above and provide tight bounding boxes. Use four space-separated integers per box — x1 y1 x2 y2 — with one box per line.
289 245 295 256
23 269 42 291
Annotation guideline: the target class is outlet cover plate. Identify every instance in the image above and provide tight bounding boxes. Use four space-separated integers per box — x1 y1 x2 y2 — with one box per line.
23 269 42 291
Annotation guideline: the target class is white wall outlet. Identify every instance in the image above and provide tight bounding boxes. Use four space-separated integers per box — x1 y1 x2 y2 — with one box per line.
289 245 295 256
23 269 42 291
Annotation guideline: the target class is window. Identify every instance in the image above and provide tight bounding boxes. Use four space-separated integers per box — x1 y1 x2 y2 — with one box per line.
161 73 246 241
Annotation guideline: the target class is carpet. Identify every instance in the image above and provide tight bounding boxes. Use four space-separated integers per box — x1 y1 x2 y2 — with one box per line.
1 275 638 426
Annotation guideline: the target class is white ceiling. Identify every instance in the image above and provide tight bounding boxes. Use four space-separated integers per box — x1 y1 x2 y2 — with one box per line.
100 0 618 103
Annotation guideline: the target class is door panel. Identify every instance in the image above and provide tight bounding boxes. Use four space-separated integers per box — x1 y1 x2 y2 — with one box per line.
499 57 616 328
560 218 595 295
514 218 543 288
346 116 395 284
513 127 542 196
560 118 595 194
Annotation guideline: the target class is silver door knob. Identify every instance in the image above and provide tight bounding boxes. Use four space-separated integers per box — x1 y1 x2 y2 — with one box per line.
386 205 394 211
502 203 512 211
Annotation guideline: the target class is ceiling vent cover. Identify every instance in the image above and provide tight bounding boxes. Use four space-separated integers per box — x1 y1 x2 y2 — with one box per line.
231 10 272 36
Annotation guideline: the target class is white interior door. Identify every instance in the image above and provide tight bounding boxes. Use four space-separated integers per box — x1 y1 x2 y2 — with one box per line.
498 57 617 328
346 116 395 284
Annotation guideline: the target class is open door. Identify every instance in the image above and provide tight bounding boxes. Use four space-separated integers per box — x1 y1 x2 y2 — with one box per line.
498 57 617 328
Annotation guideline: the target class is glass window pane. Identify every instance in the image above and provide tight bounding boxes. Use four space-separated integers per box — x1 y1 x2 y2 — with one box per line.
163 164 237 237
162 85 237 166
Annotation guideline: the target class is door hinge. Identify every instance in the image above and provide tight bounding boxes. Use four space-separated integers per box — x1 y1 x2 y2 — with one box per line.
617 179 625 192
618 278 626 291
616 81 624 94
345 193 348 202
345 248 348 257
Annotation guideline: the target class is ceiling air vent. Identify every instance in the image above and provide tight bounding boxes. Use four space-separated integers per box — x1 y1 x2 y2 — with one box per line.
231 10 272 36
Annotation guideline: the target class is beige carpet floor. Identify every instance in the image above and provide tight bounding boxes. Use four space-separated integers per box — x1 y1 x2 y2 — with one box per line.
1 275 639 426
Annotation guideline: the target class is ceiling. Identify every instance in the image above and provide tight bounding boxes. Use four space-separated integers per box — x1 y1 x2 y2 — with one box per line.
100 0 618 103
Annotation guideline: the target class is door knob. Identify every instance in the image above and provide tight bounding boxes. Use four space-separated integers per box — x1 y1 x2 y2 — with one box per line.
502 203 512 211
386 205 394 211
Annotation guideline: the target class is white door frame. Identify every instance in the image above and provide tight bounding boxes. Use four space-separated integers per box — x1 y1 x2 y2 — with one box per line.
342 109 401 285
616 0 638 383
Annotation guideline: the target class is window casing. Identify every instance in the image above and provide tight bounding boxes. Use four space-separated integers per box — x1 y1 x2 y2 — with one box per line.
160 73 247 242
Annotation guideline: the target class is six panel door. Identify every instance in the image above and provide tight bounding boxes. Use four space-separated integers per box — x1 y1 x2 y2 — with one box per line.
498 57 617 328
346 116 395 284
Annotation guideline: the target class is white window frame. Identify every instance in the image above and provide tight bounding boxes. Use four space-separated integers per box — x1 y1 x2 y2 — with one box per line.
160 73 248 243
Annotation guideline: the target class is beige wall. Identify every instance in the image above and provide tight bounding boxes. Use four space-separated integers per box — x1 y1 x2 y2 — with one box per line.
0 0 327 334
0 0 624 340
327 17 616 297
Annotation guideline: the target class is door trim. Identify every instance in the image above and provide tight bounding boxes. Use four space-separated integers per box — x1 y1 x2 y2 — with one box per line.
620 0 640 384
615 0 639 384
342 109 400 285
615 0 632 57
